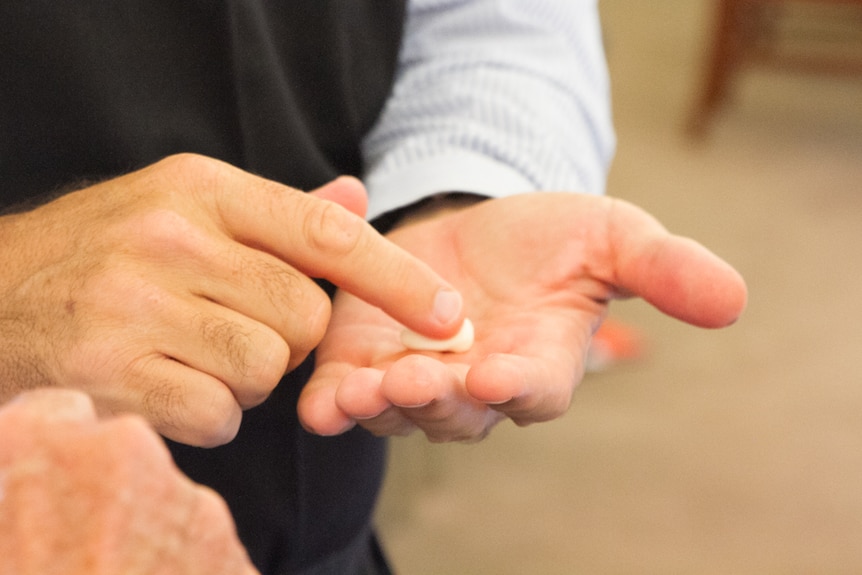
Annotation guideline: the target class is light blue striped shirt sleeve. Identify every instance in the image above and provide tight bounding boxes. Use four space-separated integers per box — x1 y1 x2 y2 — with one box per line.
362 0 616 221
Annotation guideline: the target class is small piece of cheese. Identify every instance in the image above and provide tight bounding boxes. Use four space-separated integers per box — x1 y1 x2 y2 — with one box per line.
400 318 474 353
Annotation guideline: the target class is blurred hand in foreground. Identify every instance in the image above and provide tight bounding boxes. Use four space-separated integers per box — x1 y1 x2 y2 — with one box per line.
0 388 260 575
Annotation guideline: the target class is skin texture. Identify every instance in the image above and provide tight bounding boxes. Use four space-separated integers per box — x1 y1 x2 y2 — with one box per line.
299 192 748 442
0 389 260 575
0 165 746 569
0 154 464 447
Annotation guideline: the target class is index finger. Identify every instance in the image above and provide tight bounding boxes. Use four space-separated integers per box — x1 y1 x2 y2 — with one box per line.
187 158 465 339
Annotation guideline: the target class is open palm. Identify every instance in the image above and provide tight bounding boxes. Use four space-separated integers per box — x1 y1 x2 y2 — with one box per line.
298 192 747 441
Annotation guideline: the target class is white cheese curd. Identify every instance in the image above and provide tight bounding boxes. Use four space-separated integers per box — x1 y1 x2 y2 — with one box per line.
400 318 474 353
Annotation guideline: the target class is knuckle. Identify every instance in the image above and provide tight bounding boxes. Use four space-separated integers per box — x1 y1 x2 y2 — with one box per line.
192 485 236 528
142 379 192 429
241 257 304 309
99 208 213 268
247 265 331 370
236 337 290 409
301 198 365 258
191 411 240 448
194 316 288 399
157 152 220 180
197 316 254 376
126 209 207 257
235 256 331 356
251 336 291 387
100 414 170 463
247 258 328 328
300 292 332 350
144 380 240 448
153 153 233 207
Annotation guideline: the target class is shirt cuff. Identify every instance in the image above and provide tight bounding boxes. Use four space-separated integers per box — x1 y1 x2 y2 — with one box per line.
364 150 537 222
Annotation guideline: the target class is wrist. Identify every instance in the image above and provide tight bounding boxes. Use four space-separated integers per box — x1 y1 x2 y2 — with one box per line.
372 192 487 234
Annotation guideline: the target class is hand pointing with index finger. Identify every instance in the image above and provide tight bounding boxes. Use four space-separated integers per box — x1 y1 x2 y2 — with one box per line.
0 153 464 447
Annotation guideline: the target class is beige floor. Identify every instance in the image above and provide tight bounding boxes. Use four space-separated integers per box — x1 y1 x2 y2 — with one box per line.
376 2 862 574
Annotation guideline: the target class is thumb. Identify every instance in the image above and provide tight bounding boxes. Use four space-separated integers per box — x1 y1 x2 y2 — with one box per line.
607 199 748 329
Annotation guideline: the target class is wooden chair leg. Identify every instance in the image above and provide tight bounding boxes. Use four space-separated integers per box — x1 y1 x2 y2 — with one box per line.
687 0 862 138
687 0 749 137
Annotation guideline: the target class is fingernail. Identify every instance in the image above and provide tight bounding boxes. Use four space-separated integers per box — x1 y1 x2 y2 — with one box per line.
432 288 463 326
392 400 433 409
484 397 514 406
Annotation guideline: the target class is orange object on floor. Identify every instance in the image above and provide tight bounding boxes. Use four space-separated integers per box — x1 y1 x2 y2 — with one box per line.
586 318 646 372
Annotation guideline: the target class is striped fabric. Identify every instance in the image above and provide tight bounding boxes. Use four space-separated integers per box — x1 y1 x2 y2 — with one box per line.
362 0 616 220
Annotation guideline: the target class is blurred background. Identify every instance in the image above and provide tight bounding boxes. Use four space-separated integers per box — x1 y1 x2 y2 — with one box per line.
376 1 862 573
